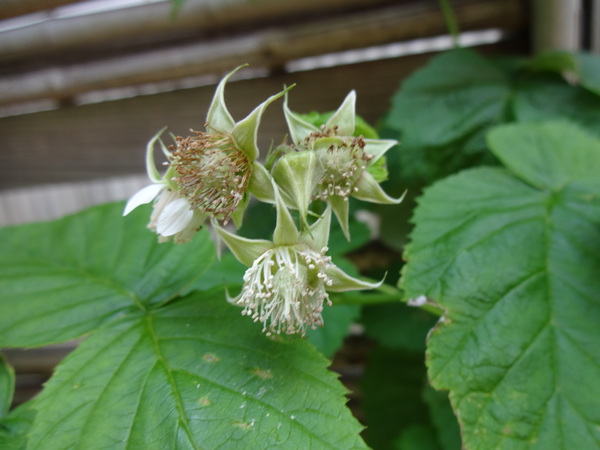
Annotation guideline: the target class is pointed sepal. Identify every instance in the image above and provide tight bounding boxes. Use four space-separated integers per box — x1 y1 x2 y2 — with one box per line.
363 138 398 163
326 265 384 292
325 90 356 136
328 195 351 241
272 182 300 246
248 161 276 203
272 151 322 227
284 93 319 145
232 84 295 161
146 127 169 183
301 206 332 251
213 222 273 267
206 65 246 133
354 172 407 204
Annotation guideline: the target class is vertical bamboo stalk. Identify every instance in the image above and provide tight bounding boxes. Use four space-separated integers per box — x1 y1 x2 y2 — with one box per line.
532 0 583 53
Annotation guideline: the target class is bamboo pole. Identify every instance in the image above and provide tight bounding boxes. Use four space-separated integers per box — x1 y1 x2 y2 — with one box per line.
0 0 388 62
532 0 582 53
0 0 526 106
0 0 81 20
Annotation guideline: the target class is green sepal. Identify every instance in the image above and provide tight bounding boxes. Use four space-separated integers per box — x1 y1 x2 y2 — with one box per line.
324 90 356 137
205 65 245 133
145 127 169 183
300 206 332 251
328 195 350 241
354 172 407 204
231 194 249 229
326 265 383 292
233 84 295 161
248 161 276 203
272 151 322 228
273 183 300 246
363 138 398 163
213 223 272 267
284 93 320 145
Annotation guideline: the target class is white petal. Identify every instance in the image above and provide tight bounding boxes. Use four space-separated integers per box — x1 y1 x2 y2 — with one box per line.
156 198 194 236
123 184 164 216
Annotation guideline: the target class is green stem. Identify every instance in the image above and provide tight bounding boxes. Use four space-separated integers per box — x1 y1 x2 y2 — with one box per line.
438 0 460 48
332 281 444 317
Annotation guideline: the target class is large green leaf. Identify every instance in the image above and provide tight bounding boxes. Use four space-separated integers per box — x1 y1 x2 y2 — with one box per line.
0 354 14 417
384 49 509 184
401 122 600 448
0 202 214 348
513 74 600 137
25 289 366 449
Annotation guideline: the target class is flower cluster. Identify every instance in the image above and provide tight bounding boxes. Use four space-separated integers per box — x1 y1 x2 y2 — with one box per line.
124 66 403 334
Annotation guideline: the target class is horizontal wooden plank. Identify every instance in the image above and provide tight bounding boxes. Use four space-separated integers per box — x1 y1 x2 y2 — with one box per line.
0 0 80 20
0 42 525 194
0 0 527 105
0 0 394 63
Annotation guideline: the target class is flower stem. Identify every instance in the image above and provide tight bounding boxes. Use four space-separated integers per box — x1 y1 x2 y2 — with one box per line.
438 0 460 48
332 282 444 316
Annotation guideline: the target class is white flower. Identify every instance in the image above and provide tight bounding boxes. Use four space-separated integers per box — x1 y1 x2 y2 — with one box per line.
213 184 382 335
124 65 293 242
238 245 334 335
123 128 207 243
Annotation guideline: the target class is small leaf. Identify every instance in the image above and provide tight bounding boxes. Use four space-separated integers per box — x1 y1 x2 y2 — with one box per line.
0 202 214 348
0 401 36 450
0 354 14 417
402 122 600 449
25 290 367 449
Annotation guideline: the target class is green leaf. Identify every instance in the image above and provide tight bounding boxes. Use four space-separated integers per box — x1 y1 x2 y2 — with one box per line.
0 401 36 450
525 50 577 75
361 346 431 450
361 302 438 352
394 424 440 450
489 122 600 190
305 304 360 358
0 202 214 348
0 354 14 417
576 53 600 96
402 122 600 448
422 387 461 450
25 289 366 449
384 48 509 184
513 74 600 137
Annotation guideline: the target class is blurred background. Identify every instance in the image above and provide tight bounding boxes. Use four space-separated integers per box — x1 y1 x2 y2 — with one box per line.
0 0 596 417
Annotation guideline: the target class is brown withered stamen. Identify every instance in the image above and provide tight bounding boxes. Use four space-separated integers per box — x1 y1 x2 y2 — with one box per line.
170 129 251 224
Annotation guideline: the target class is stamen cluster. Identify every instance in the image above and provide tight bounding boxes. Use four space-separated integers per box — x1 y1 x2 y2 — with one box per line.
315 134 372 201
171 129 251 224
237 245 334 336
